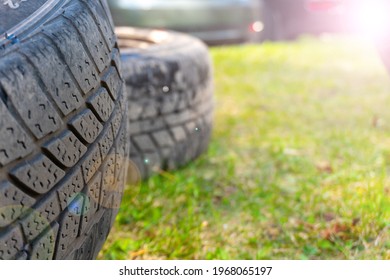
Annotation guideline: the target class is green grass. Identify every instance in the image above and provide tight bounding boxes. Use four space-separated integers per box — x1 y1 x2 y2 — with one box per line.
99 35 390 260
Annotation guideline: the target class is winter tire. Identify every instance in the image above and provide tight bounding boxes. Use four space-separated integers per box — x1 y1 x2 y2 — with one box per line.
116 27 214 180
0 0 128 260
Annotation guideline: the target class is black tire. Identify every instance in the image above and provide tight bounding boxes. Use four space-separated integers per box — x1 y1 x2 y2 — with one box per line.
116 27 214 180
0 0 128 260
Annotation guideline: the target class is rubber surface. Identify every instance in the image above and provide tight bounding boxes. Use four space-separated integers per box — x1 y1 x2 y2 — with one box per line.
0 0 128 260
116 27 214 180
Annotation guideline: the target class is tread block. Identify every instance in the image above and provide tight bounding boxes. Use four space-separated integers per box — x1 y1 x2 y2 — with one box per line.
152 130 175 148
55 195 83 260
23 192 61 241
161 94 180 114
165 110 191 126
21 210 50 242
113 150 126 209
99 0 116 33
80 172 101 235
119 84 127 114
0 181 35 227
0 226 24 260
94 209 112 255
0 54 63 139
10 154 65 195
69 109 103 144
176 95 189 111
112 191 123 210
116 123 129 168
44 130 88 168
171 126 187 142
20 190 62 242
82 146 102 183
123 57 173 89
30 223 59 260
128 103 143 121
98 125 115 160
133 118 168 135
87 88 115 122
117 121 129 161
0 98 35 166
57 169 84 212
102 67 121 101
185 121 197 134
112 48 122 75
84 0 115 50
141 102 159 119
126 84 149 101
44 18 99 94
63 3 110 73
21 36 84 116
101 153 115 208
111 106 123 137
133 135 156 153
73 223 97 260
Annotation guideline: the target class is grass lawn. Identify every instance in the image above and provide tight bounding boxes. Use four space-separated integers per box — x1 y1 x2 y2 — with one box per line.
99 36 390 260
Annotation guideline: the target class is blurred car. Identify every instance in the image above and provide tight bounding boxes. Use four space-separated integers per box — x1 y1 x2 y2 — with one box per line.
261 0 348 40
262 0 390 41
108 0 265 45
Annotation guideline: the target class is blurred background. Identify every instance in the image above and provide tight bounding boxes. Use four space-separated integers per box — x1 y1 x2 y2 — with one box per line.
108 0 390 45
101 0 390 260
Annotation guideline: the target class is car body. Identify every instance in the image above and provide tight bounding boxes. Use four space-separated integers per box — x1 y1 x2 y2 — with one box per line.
108 0 264 45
